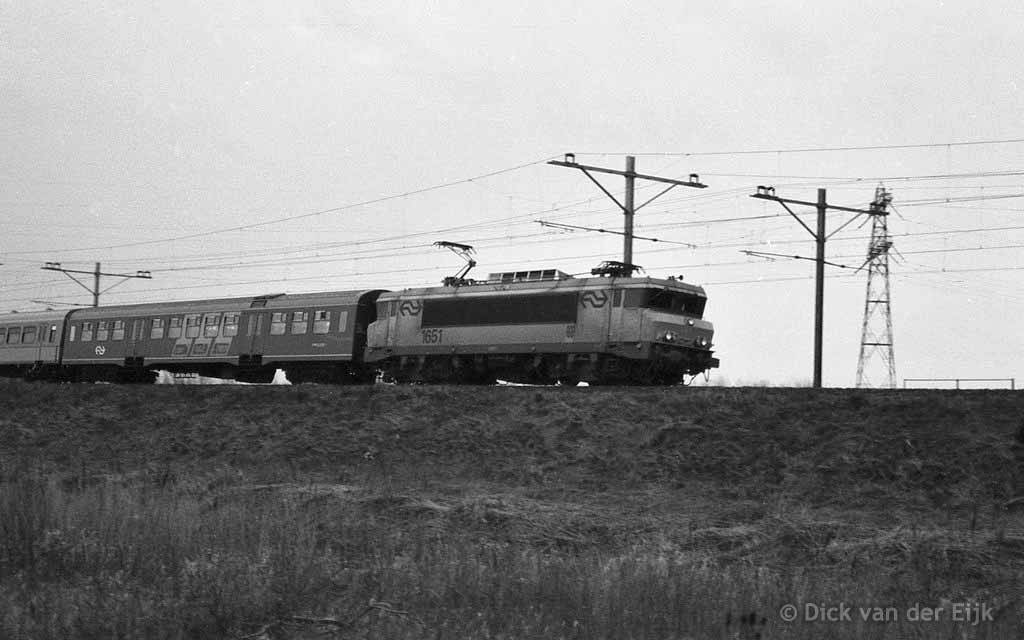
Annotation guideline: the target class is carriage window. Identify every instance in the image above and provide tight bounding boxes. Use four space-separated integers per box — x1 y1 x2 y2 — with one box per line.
81 322 93 341
204 315 221 337
48 325 58 343
291 311 308 335
22 327 37 343
0 328 6 344
223 313 239 337
96 322 109 341
111 320 125 341
151 318 165 339
313 310 331 334
185 315 201 338
7 327 21 344
168 317 182 339
270 312 288 335
338 310 349 333
68 325 76 342
613 290 623 306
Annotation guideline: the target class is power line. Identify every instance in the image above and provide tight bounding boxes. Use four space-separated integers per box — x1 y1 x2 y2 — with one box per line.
3 155 561 255
898 193 1024 206
573 136 1024 157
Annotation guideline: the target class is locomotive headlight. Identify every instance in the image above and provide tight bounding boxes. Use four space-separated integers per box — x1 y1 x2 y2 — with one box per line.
687 319 695 326
659 330 676 342
694 336 709 348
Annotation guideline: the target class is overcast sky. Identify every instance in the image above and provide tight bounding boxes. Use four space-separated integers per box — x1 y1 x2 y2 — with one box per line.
2 1 1023 387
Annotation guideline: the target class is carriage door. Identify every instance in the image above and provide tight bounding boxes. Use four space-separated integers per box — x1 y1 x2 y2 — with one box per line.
33 323 45 361
128 319 145 358
244 312 266 354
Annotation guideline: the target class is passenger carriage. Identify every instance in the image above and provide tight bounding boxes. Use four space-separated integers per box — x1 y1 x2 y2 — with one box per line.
60 291 385 383
0 311 67 379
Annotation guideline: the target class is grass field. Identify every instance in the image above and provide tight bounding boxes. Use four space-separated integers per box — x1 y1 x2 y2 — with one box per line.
1 381 1022 638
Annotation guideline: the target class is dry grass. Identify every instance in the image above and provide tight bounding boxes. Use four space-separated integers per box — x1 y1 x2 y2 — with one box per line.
1 380 1023 638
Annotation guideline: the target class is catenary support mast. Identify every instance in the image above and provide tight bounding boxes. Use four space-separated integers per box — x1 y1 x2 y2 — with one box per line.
42 261 152 307
750 187 877 388
548 153 706 276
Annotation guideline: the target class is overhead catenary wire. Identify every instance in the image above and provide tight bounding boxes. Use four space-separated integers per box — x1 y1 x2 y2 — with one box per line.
10 170 1016 271
8 137 1024 315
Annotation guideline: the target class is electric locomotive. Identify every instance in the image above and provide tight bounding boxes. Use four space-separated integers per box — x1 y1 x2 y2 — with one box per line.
365 267 717 385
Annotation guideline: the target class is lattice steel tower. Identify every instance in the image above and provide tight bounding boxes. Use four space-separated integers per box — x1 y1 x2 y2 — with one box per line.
856 186 896 388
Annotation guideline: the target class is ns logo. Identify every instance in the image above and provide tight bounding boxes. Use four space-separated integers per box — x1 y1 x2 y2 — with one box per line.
399 300 422 316
579 290 608 309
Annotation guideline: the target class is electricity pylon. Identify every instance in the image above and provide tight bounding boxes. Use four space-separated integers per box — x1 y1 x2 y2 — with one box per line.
855 186 896 388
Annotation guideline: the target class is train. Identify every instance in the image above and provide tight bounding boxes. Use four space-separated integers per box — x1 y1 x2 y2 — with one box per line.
0 266 718 385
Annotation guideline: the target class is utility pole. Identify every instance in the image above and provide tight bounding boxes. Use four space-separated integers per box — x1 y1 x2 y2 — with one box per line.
856 186 896 388
42 261 152 307
548 153 706 276
750 186 878 388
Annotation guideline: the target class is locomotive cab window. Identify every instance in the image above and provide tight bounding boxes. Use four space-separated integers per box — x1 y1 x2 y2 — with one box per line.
22 327 37 343
7 327 21 344
185 315 201 338
337 310 349 333
168 317 182 339
68 325 76 342
623 288 706 318
204 315 221 337
270 312 288 335
151 318 165 340
313 310 331 334
96 322 109 341
291 311 308 335
112 320 125 341
223 313 239 337
81 322 93 341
